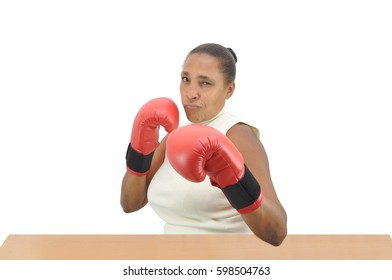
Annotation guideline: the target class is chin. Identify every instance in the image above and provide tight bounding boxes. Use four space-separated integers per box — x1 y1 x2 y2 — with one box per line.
187 117 200 124
185 112 201 123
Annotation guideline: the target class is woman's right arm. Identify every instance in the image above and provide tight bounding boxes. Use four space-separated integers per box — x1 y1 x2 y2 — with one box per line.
120 137 167 213
119 97 179 213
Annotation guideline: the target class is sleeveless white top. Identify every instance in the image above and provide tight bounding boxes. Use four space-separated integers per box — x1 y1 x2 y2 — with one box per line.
147 109 260 234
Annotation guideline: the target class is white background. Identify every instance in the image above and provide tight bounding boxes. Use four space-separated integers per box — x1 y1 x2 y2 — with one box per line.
1 0 391 242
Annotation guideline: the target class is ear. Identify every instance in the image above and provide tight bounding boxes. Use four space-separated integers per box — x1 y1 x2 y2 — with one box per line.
226 81 235 99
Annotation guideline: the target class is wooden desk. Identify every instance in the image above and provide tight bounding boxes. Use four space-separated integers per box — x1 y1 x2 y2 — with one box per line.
0 234 391 260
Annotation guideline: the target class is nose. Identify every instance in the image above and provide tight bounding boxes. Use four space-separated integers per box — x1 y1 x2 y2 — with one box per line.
187 91 198 101
182 83 199 101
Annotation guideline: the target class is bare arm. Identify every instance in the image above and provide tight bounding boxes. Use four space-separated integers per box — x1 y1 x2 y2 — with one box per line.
227 124 287 246
120 137 167 213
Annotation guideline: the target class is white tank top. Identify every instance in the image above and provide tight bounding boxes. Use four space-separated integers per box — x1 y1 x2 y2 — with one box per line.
147 109 260 234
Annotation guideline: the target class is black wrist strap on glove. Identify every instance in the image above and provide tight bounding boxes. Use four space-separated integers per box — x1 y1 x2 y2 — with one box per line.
220 164 263 213
125 143 154 174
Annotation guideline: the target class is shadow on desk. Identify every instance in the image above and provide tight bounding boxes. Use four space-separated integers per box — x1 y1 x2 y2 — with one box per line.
0 234 391 260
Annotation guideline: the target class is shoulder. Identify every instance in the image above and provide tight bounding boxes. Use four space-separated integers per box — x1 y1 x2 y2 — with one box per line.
226 122 267 163
211 110 260 137
226 122 259 143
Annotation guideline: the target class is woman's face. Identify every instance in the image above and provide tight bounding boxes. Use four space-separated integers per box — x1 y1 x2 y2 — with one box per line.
180 53 235 123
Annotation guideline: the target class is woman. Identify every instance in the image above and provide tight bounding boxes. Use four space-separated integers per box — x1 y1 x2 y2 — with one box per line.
121 43 287 246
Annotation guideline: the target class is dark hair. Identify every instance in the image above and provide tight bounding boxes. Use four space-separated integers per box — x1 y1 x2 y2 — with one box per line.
185 43 237 84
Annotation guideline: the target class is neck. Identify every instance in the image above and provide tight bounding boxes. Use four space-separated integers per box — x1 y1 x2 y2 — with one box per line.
198 107 225 125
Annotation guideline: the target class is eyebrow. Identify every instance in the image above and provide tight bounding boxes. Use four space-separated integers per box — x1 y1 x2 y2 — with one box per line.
181 71 212 81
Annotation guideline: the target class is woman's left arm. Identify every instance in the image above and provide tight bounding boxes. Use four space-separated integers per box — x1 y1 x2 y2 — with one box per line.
227 123 287 246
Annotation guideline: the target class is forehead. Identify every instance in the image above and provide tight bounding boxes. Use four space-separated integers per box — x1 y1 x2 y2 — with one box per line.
182 53 222 76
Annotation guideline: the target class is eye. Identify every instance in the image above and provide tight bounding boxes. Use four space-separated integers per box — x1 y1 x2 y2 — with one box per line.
201 81 211 86
181 76 189 82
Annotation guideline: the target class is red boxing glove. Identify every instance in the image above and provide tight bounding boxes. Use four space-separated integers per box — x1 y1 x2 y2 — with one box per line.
166 124 263 214
126 97 179 175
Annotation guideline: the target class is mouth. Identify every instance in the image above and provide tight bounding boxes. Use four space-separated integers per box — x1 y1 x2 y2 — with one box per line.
184 104 201 110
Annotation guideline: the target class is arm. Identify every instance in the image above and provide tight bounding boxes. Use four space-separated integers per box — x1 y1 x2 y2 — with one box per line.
227 123 287 246
120 97 179 213
166 123 287 246
120 138 166 213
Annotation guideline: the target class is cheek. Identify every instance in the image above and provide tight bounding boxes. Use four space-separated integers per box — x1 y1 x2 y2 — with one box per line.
179 85 186 100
